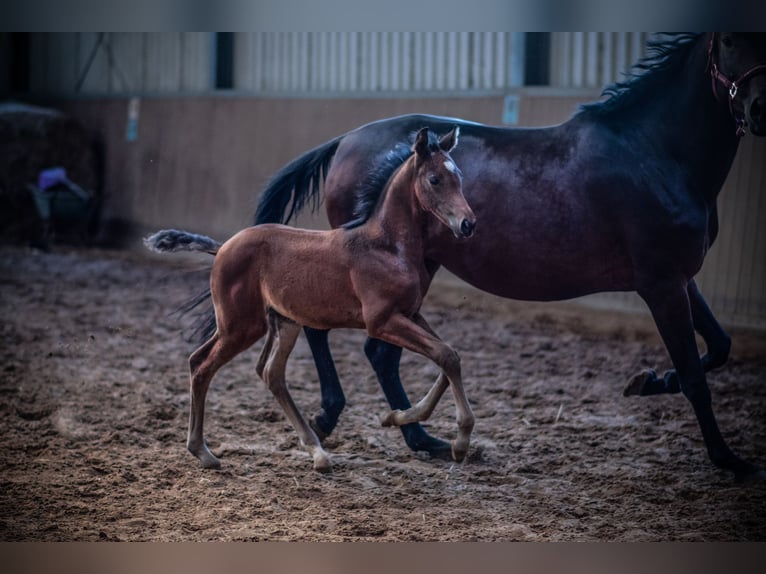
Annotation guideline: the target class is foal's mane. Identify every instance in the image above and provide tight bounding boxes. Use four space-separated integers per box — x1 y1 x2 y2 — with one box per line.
578 33 702 117
342 130 440 230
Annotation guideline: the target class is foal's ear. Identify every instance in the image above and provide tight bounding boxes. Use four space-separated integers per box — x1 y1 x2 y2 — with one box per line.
439 126 460 153
413 127 431 159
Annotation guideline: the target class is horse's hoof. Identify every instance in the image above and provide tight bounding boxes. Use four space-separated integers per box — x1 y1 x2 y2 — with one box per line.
623 369 656 397
734 466 766 484
189 443 222 470
429 442 456 461
402 427 453 460
309 416 330 441
198 453 222 470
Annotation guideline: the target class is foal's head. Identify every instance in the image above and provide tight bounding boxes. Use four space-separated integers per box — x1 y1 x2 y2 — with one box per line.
411 126 476 238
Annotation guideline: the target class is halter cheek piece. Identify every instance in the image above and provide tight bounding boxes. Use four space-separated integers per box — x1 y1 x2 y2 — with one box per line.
707 32 766 137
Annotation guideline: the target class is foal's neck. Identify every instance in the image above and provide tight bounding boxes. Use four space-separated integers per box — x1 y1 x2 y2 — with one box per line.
368 161 427 249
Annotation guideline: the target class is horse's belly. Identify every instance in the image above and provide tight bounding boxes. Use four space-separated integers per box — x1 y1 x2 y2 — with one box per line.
439 239 635 301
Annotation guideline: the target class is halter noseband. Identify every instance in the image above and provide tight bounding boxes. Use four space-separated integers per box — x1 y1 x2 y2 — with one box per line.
707 32 766 137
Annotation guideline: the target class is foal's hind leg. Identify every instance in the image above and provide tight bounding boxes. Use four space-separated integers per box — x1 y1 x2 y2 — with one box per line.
188 326 264 469
261 315 332 473
624 280 732 397
635 281 762 480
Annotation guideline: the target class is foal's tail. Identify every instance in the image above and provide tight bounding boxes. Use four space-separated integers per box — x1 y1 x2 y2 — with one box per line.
254 136 342 224
144 229 221 255
170 134 341 344
145 229 222 342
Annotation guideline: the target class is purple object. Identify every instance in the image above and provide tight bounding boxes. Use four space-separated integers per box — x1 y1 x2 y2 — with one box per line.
36 167 90 201
37 167 69 191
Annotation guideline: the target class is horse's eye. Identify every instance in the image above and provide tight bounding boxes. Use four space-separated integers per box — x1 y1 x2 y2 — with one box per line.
721 35 734 48
429 175 440 185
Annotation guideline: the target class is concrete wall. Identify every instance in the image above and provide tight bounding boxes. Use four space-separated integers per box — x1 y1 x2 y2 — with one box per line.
52 90 766 328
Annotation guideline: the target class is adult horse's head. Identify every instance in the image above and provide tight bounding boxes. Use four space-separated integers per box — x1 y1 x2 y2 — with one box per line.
411 126 476 238
709 33 766 136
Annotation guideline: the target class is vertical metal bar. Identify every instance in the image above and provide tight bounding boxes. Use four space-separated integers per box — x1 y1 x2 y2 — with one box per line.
435 33 444 90
495 32 506 88
601 32 613 87
509 32 525 87
586 32 598 87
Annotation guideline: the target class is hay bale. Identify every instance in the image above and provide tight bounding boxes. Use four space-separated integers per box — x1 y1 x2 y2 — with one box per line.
0 102 102 243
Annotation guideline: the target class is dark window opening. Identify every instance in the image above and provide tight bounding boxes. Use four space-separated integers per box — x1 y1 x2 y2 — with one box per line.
215 32 234 90
524 33 550 86
10 33 30 94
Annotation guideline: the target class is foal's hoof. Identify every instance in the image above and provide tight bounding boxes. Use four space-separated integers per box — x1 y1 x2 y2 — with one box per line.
451 444 468 463
380 409 405 427
312 451 332 474
623 369 656 397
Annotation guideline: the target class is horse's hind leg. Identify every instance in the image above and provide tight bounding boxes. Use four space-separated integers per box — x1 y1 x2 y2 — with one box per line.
304 326 346 440
624 279 731 397
636 281 762 480
688 280 731 371
188 325 264 469
263 315 331 472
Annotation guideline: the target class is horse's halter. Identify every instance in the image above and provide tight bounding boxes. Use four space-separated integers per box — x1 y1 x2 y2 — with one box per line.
707 32 766 137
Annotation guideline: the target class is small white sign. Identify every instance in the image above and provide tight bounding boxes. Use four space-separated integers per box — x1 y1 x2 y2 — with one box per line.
503 95 519 125
126 97 140 142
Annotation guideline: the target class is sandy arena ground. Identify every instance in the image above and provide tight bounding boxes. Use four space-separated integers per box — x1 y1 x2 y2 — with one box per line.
1 245 765 541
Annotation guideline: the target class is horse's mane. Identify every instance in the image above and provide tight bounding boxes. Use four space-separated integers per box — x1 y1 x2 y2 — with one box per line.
341 130 440 230
578 33 702 117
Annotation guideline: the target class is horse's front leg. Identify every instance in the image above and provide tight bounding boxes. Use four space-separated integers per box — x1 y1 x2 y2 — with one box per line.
368 312 474 463
635 280 763 481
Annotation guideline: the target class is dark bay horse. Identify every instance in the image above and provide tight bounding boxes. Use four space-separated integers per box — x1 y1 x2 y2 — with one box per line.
148 127 476 471
244 33 766 480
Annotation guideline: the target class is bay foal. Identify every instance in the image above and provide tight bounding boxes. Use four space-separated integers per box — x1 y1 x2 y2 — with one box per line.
146 127 476 472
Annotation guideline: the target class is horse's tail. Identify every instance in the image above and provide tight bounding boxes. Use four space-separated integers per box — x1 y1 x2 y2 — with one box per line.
144 229 221 255
254 136 342 224
176 135 341 344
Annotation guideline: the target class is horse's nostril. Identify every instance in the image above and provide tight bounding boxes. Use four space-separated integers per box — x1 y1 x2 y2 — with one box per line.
751 97 764 121
460 219 475 237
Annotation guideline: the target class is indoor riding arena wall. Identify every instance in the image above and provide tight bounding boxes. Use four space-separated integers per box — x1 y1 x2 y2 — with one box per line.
50 90 766 329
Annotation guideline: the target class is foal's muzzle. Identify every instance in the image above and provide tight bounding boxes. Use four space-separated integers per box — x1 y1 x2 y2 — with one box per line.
460 218 476 238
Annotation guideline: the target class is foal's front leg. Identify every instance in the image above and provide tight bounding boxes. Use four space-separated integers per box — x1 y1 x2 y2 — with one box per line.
370 312 474 462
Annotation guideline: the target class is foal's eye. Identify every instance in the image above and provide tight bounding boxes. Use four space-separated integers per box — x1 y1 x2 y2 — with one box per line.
428 175 440 185
721 35 734 48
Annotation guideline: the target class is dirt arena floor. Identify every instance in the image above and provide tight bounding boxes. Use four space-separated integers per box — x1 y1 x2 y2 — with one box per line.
1 245 765 541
